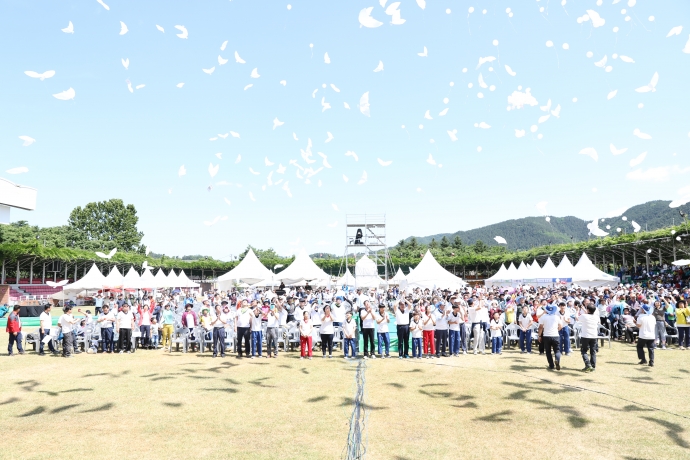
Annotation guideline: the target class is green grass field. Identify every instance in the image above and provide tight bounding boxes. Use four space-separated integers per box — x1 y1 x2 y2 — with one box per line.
1 333 689 460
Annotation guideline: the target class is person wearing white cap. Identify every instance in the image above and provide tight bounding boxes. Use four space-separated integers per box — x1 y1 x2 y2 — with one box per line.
577 302 600 372
636 304 656 367
538 304 563 370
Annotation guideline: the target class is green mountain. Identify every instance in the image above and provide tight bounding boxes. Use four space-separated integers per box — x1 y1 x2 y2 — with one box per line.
406 200 690 251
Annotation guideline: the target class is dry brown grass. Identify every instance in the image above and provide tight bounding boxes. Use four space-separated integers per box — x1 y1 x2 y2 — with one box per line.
1 334 689 460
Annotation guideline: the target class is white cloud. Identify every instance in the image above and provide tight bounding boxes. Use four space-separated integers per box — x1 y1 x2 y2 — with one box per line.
626 165 690 182
606 207 627 218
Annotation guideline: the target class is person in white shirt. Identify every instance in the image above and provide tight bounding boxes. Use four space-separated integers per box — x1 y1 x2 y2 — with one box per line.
331 298 346 327
538 305 563 370
116 304 135 353
264 303 281 358
410 311 424 359
433 302 449 358
250 306 264 358
38 305 57 355
59 306 80 357
375 304 391 358
97 304 116 353
234 300 252 358
395 299 411 358
636 304 657 367
517 306 534 354
360 301 376 359
299 311 314 359
490 312 505 355
320 305 335 358
558 302 573 356
342 311 357 359
577 303 600 372
448 303 463 356
471 299 488 355
210 305 228 358
422 305 436 358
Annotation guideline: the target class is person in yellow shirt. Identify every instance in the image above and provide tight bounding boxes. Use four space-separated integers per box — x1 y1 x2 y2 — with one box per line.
675 300 690 350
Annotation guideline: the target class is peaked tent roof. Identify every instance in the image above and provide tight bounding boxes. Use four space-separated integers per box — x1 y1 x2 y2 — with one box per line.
390 267 407 284
505 262 518 280
573 253 620 287
123 266 142 289
486 264 508 281
405 250 466 290
514 261 529 280
337 268 356 287
178 270 200 288
217 249 274 289
354 255 384 288
274 250 330 285
139 268 156 289
555 256 574 279
63 264 106 292
103 266 125 289
539 257 559 279
166 270 180 288
153 268 171 288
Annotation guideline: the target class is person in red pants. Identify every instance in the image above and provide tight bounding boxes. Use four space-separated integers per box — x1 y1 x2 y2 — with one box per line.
299 311 313 360
422 304 436 358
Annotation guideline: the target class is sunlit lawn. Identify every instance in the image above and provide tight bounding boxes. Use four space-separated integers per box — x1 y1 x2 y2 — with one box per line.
1 334 689 460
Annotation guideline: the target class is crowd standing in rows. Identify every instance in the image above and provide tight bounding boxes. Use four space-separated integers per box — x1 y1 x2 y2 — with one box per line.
7 280 690 371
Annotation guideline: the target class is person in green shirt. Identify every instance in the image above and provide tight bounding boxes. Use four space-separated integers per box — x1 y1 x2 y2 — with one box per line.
160 304 176 351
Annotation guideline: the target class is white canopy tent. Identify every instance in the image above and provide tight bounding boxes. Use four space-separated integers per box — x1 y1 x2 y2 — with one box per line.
217 249 274 289
572 253 620 287
177 270 200 288
555 256 575 281
123 266 142 289
165 270 180 288
514 261 529 282
139 268 156 289
103 266 125 290
274 250 330 285
389 267 407 285
406 250 466 290
337 268 356 287
153 268 170 289
484 264 509 287
354 255 385 288
63 264 106 292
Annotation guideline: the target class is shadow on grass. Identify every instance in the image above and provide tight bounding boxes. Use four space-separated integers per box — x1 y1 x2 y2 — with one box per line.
51 404 82 414
82 373 114 378
641 417 689 448
626 376 665 385
421 383 448 388
224 378 241 385
339 397 388 411
452 401 478 409
151 376 174 381
307 395 328 403
524 398 591 428
474 410 513 422
590 403 652 413
18 406 45 417
249 377 276 388
162 402 183 408
607 361 636 366
502 381 579 395
278 364 293 369
202 388 238 394
0 397 20 405
679 369 689 374
386 382 405 389
81 403 114 413
301 368 309 375
399 369 423 373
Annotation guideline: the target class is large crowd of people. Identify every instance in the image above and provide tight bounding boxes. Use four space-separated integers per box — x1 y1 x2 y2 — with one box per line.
6 277 690 371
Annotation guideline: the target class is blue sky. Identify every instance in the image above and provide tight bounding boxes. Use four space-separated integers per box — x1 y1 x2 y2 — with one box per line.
2 0 689 259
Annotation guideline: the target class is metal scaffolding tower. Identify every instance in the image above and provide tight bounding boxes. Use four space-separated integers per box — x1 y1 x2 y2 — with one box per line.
341 214 393 282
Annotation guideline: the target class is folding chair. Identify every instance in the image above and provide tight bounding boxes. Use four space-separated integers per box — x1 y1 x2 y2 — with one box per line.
505 324 520 349
287 325 301 351
25 328 41 352
170 327 189 352
224 327 236 353
666 326 679 346
186 327 203 352
131 326 141 353
333 326 344 351
572 323 582 349
200 328 214 353
597 324 611 349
